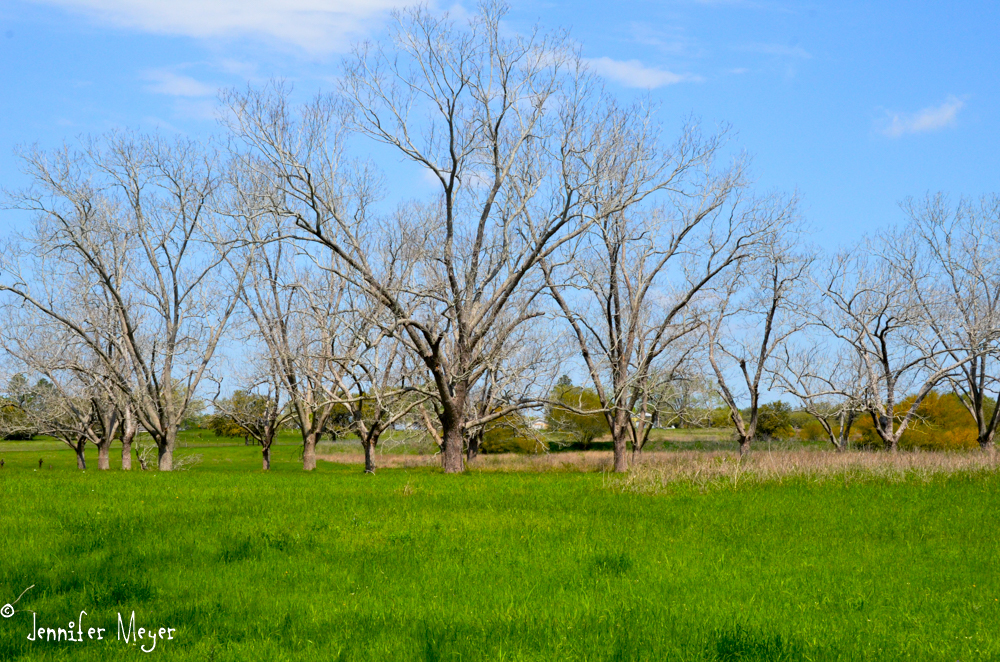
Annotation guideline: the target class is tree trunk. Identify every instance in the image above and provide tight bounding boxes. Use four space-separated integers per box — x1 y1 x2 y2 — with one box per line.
97 440 111 470
302 431 318 471
75 442 87 470
979 434 995 453
262 445 271 471
611 416 629 473
363 441 376 474
158 428 176 471
612 432 628 473
441 424 465 474
121 434 133 471
466 429 481 463
738 437 751 457
120 413 136 471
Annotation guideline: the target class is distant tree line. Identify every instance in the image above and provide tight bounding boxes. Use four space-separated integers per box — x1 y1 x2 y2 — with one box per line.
1 5 999 473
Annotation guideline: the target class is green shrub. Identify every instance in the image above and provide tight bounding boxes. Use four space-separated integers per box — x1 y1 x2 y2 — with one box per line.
546 383 608 449
479 413 545 454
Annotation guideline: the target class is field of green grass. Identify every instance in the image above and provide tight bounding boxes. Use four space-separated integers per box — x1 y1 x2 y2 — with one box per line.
1 441 998 660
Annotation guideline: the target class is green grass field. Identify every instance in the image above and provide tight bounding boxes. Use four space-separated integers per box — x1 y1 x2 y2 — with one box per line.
0 441 998 660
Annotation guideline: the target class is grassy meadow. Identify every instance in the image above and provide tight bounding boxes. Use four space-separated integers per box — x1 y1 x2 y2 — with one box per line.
0 437 998 661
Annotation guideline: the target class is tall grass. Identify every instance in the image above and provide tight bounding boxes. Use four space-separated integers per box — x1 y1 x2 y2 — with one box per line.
616 449 1000 492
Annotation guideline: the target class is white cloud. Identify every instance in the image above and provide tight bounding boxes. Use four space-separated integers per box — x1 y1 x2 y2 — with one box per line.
880 96 965 138
143 70 216 97
29 0 415 53
586 57 697 89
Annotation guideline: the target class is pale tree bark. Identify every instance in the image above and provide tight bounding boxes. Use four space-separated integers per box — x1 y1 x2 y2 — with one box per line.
773 345 866 451
0 352 100 471
330 322 429 475
120 404 136 470
898 194 1000 451
224 4 644 472
705 236 812 457
1 133 250 471
544 166 799 470
819 238 979 451
213 387 290 471
228 218 364 471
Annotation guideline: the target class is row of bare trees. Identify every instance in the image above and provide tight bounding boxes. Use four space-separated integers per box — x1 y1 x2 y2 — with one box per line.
1 5 998 474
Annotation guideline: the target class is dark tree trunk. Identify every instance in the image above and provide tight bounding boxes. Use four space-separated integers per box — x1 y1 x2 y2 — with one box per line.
363 441 376 474
441 424 465 474
738 437 751 457
262 445 271 471
466 430 481 463
75 442 87 470
302 431 318 471
611 412 630 473
612 433 629 472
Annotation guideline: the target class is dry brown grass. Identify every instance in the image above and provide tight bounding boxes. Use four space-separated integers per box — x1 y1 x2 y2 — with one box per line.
316 450 617 472
617 449 1000 493
316 453 441 469
318 448 1000 487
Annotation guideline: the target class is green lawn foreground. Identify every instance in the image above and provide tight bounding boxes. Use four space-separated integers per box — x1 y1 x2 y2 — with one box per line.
0 447 998 661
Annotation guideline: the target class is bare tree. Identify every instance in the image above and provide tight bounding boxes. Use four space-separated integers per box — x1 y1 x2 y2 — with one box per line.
705 231 811 456
325 310 429 474
818 237 977 451
213 384 290 471
0 132 249 470
0 324 101 470
773 343 865 451
0 259 137 469
232 228 342 471
546 152 798 470
898 194 1000 450
223 5 647 472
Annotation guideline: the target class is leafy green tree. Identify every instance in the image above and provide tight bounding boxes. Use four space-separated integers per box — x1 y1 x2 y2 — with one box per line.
756 401 794 439
209 391 269 441
479 412 543 454
546 382 609 449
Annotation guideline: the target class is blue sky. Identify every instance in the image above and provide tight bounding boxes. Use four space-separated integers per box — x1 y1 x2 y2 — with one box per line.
1 0 997 244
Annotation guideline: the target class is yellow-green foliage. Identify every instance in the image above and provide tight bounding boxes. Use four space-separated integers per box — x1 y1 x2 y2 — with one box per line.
756 401 794 440
479 412 544 454
797 418 835 442
546 385 609 447
853 391 980 450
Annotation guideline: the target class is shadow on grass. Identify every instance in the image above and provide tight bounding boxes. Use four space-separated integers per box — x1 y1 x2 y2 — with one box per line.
711 624 807 661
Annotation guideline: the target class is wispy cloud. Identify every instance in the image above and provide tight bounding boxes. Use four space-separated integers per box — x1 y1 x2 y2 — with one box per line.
629 23 707 59
29 0 415 53
143 70 216 97
880 96 965 138
587 57 698 89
